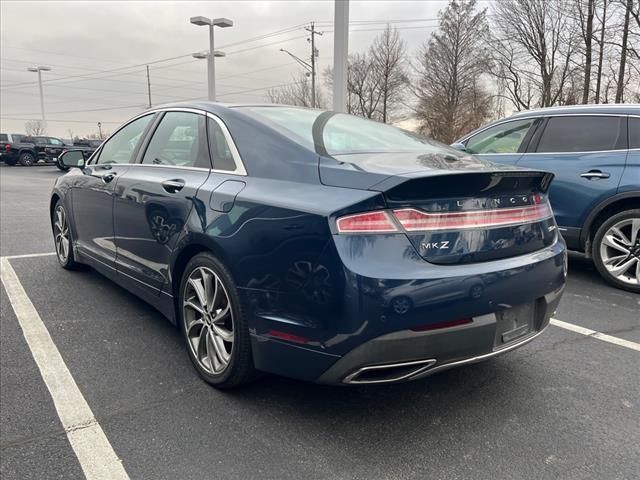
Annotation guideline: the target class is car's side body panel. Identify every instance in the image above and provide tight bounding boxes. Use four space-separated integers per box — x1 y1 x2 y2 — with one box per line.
455 106 640 252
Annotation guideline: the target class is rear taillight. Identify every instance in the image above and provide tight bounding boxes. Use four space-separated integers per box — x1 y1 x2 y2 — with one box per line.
392 203 552 232
336 211 399 234
5 144 10 153
336 202 552 234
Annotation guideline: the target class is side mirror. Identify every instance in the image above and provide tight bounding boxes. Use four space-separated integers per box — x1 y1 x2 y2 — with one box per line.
58 150 86 169
450 142 467 152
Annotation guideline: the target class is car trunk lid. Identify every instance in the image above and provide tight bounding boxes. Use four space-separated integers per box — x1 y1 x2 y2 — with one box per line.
324 152 557 265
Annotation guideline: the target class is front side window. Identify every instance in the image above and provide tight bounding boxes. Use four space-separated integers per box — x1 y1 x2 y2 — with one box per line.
142 112 208 168
536 116 625 153
465 119 535 155
207 117 236 171
629 117 640 149
96 114 152 164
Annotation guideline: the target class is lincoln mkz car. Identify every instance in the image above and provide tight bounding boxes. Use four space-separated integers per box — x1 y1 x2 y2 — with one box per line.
52 103 566 388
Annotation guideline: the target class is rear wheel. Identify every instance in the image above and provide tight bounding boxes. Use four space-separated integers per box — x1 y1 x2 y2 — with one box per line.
592 209 640 293
179 253 255 388
19 152 36 166
52 201 80 269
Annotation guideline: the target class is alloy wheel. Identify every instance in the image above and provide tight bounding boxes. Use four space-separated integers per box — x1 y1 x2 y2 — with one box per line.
21 153 35 166
54 205 70 263
183 266 234 374
599 218 640 286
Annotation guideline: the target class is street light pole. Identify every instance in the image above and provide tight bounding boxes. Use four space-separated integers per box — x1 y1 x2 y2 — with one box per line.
190 16 233 101
208 23 216 101
27 66 51 122
332 0 349 112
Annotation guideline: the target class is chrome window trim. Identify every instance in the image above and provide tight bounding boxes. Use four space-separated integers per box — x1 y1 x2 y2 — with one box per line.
127 163 211 172
205 112 247 176
464 113 635 155
88 106 248 176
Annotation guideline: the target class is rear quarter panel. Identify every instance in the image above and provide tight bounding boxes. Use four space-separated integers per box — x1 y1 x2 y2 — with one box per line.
620 147 640 194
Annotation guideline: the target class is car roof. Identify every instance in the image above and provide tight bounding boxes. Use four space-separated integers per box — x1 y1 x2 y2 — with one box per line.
141 101 323 116
456 104 640 142
508 103 640 119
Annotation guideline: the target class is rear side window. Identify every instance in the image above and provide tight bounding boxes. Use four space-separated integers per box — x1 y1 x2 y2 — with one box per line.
96 114 152 165
629 117 640 149
207 117 236 171
536 116 625 153
465 119 535 154
142 112 208 168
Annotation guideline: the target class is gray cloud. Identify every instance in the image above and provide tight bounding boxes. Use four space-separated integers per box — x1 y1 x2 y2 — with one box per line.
1 0 454 137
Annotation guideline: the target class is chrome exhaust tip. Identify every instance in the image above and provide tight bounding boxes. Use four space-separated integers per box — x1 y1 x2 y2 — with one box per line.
342 359 437 385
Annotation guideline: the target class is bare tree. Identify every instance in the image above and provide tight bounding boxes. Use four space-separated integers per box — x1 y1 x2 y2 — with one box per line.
491 0 580 108
575 0 597 103
324 53 385 118
24 120 46 136
615 0 633 102
594 0 610 102
268 74 326 108
414 0 492 143
370 25 408 123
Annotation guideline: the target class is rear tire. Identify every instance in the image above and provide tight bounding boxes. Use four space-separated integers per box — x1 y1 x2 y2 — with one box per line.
52 200 80 270
178 253 255 389
19 152 36 166
592 209 640 293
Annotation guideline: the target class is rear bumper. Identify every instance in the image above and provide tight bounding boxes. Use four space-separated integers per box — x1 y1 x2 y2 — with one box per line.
247 237 567 384
316 284 562 384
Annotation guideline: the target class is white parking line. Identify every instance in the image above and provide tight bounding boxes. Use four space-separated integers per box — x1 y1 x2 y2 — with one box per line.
551 318 640 352
4 252 56 260
0 257 130 480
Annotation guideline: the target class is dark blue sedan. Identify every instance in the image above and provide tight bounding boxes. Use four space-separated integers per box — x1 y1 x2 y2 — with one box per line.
52 103 566 388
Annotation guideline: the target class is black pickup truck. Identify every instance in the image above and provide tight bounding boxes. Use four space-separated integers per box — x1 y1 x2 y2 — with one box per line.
0 136 101 168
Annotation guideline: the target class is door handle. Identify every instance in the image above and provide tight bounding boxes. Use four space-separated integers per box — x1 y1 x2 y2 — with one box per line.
580 170 610 179
162 179 185 193
102 173 116 183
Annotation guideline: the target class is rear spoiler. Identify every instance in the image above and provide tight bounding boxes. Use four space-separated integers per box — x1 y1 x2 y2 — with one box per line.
370 170 554 198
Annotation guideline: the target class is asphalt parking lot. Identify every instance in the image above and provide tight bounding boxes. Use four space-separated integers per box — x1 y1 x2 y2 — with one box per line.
1 163 638 480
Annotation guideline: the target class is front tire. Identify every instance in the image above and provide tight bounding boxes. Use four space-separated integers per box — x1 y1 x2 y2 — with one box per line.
179 253 255 388
52 201 80 270
592 209 640 293
19 152 36 166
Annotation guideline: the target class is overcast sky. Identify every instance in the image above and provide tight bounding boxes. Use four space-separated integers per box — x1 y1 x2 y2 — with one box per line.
0 0 471 137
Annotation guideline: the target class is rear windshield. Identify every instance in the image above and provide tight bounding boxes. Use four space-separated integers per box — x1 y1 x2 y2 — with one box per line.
237 106 446 156
0 134 7 141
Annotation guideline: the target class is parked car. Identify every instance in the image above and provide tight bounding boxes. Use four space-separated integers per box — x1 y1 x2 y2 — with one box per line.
0 133 25 164
52 103 566 388
73 139 103 149
454 104 640 293
1 135 67 166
